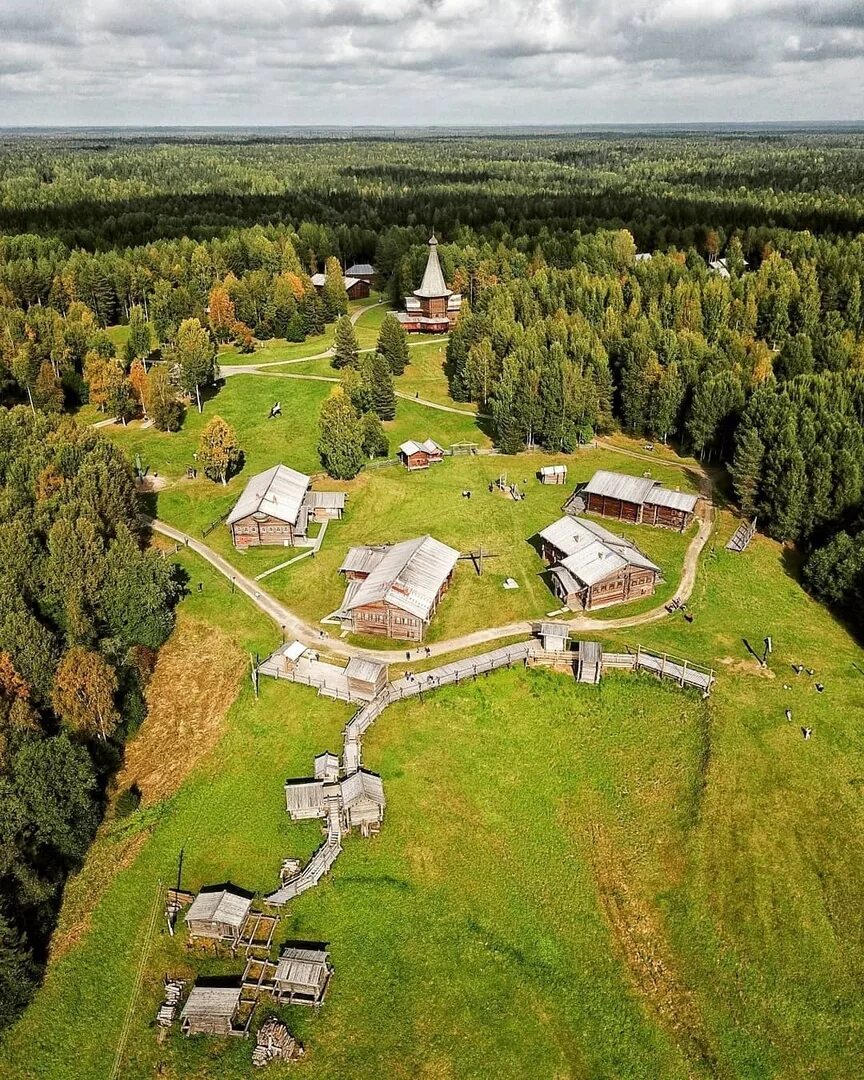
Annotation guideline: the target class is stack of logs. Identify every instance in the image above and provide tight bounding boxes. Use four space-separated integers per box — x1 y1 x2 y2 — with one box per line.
156 977 186 1031
252 1017 304 1067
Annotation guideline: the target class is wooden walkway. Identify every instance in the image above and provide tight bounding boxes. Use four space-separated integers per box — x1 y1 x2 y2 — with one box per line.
265 636 712 909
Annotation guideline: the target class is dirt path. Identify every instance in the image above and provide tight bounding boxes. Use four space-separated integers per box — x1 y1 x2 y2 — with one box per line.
150 451 715 663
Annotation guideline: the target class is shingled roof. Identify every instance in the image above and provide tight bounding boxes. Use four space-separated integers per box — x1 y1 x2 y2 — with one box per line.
338 535 459 622
227 464 311 527
413 236 452 300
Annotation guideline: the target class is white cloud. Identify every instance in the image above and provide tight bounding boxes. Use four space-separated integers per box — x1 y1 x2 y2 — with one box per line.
0 0 861 124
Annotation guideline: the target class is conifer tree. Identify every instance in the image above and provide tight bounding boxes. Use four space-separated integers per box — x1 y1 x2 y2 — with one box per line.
366 351 396 420
731 424 765 518
332 315 359 369
377 313 410 375
124 305 153 366
321 256 349 320
360 410 389 459
317 387 364 479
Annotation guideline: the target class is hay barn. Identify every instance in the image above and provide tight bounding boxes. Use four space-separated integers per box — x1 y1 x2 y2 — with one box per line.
575 470 699 530
398 439 444 470
180 986 243 1036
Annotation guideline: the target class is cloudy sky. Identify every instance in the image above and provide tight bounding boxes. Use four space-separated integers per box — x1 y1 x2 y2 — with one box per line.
1 0 862 126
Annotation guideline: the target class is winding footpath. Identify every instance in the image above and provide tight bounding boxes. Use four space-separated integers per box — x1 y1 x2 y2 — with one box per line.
149 445 715 664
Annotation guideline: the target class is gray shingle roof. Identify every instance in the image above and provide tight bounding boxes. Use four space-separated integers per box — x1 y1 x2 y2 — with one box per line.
413 236 451 299
582 470 660 505
541 515 659 588
344 657 386 683
643 486 699 513
338 535 459 622
185 888 251 929
181 986 241 1021
227 464 311 526
275 947 330 991
284 778 326 814
346 263 375 276
340 769 385 807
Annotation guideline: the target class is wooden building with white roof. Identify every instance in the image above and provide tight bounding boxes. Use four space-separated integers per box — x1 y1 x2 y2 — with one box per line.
574 470 699 531
539 515 660 611
336 535 459 640
227 464 345 548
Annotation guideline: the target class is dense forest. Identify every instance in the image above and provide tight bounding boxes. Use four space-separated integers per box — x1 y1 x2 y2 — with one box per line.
1 129 864 1027
0 410 181 1026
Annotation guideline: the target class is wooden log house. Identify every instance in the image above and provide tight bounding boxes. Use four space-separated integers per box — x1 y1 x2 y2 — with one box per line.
227 464 345 549
180 986 244 1036
310 271 370 300
344 657 388 699
574 470 699 531
539 515 660 612
398 439 445 470
185 887 252 945
273 946 333 1006
339 769 386 835
539 464 568 485
345 262 378 287
336 535 459 641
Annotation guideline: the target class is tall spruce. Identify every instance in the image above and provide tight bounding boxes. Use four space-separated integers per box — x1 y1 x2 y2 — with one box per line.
377 313 410 375
332 315 359 370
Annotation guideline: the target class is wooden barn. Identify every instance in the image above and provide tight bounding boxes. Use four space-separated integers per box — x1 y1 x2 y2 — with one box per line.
180 986 244 1037
339 769 385 834
310 272 370 300
346 262 377 286
185 887 252 944
227 465 345 548
535 621 571 653
344 657 388 700
576 470 699 531
336 535 459 641
273 946 332 1006
398 439 445 470
395 236 462 333
539 464 568 485
539 515 660 612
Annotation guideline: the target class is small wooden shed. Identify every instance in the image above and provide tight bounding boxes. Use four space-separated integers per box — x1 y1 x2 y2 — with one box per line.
344 657 388 700
314 752 340 782
180 986 243 1036
398 439 444 470
185 888 252 944
340 769 385 835
536 622 570 653
539 464 568 485
273 946 333 1006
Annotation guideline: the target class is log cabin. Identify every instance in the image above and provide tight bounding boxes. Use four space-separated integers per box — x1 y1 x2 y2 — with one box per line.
340 769 385 835
227 464 345 548
539 515 661 612
184 887 252 944
343 657 388 699
180 986 243 1036
336 535 459 641
573 470 699 531
539 464 568 485
272 946 332 1006
395 235 462 333
398 438 444 470
345 262 377 287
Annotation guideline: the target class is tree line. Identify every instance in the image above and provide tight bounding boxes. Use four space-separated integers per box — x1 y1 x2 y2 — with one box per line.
0 409 181 1028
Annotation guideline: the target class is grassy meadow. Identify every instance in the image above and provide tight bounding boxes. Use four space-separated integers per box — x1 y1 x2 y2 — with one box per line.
2 501 863 1077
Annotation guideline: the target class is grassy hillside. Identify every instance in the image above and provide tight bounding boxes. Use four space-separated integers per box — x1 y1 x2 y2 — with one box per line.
2 501 863 1078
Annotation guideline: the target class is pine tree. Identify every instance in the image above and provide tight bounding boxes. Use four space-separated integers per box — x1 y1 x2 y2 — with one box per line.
321 256 349 320
332 315 359 369
731 424 765 518
360 410 389 459
197 415 242 484
317 388 364 479
367 352 396 420
377 313 409 375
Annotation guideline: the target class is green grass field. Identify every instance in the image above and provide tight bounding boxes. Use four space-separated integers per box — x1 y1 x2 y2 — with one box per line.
99 358 702 644
2 503 863 1078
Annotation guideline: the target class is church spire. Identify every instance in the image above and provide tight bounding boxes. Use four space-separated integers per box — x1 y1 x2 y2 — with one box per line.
413 234 451 299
